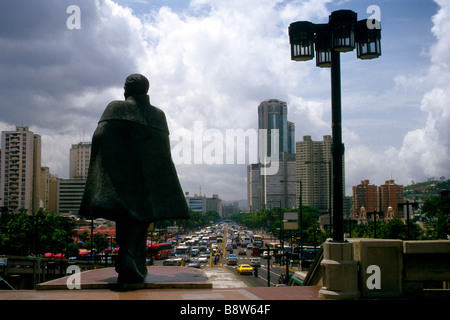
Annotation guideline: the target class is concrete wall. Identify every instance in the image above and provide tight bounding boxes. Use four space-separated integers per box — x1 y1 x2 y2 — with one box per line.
316 239 450 299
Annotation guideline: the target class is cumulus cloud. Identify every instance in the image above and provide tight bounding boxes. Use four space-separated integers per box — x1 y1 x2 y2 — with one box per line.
346 0 450 190
1 0 447 202
0 0 335 201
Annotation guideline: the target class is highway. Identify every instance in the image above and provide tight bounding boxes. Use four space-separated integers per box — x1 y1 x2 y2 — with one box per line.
152 222 297 288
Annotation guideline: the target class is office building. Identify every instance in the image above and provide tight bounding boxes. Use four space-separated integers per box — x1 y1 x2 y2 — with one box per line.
0 126 42 213
185 193 223 216
248 99 296 211
257 99 295 161
57 178 86 216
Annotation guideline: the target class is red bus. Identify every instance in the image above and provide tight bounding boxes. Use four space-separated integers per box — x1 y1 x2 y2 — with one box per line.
147 243 172 260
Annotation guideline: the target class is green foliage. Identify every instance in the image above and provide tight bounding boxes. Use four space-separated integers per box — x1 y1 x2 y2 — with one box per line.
157 210 222 231
0 208 78 256
230 206 328 246
421 192 450 239
351 217 423 240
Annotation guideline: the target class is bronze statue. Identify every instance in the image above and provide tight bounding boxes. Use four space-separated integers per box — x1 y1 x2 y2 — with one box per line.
79 74 190 285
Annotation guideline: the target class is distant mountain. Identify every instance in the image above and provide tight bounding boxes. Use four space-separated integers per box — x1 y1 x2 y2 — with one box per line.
404 178 449 201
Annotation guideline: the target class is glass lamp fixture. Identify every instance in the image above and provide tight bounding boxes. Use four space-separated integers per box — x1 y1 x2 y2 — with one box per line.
329 10 357 52
314 24 332 68
289 21 315 61
356 19 382 59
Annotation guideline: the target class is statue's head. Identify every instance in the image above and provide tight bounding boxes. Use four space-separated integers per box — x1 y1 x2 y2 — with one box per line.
124 74 149 98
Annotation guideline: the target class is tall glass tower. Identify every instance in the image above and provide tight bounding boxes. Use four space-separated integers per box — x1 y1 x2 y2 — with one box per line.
257 99 295 161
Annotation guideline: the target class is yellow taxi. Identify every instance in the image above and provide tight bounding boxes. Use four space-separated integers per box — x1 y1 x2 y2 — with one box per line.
236 264 254 275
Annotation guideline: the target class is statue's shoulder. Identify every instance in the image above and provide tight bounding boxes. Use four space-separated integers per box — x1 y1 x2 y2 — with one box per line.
99 99 141 124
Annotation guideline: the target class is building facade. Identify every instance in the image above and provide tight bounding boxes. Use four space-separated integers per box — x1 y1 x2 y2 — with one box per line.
57 178 86 216
296 135 334 214
185 193 223 216
352 180 378 219
379 180 404 218
257 99 295 161
352 179 404 222
248 99 297 212
69 142 91 179
0 126 42 213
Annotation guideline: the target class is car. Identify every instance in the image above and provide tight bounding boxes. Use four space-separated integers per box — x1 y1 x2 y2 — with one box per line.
238 248 247 255
188 259 200 268
250 258 261 267
237 264 254 275
227 254 238 265
163 258 183 266
198 254 209 263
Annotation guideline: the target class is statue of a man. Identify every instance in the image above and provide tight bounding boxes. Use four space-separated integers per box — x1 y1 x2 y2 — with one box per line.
79 74 190 285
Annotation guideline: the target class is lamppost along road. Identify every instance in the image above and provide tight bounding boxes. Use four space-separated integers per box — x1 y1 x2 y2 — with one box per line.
289 10 381 241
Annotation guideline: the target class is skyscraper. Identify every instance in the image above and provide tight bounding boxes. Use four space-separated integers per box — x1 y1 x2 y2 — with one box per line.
0 126 42 213
247 99 296 211
257 99 295 161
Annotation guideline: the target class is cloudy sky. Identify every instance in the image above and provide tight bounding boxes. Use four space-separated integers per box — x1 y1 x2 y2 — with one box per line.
0 0 449 203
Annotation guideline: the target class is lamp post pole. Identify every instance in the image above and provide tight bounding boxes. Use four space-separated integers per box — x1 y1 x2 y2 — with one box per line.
330 50 344 242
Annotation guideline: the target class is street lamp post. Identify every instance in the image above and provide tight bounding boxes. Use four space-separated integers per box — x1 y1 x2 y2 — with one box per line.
289 10 381 242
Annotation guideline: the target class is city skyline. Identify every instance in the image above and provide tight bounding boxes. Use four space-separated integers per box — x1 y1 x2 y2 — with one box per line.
0 0 449 202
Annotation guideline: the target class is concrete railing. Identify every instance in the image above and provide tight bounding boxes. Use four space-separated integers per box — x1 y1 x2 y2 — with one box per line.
308 239 450 299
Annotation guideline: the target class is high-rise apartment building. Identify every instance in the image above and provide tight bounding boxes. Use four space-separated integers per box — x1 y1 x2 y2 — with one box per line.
352 179 404 221
69 142 91 179
379 180 404 218
296 135 335 214
352 180 378 219
0 126 42 213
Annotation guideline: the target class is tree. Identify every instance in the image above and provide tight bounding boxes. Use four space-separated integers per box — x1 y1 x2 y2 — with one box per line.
0 209 78 256
421 192 450 239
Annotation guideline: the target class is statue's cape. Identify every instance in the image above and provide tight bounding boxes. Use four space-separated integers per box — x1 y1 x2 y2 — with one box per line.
79 95 190 223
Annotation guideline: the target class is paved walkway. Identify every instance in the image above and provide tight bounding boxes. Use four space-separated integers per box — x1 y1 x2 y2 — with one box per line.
0 265 322 300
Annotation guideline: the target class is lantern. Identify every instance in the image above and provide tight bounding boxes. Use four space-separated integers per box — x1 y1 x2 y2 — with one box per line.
356 19 382 60
314 24 332 68
329 10 357 52
289 21 315 61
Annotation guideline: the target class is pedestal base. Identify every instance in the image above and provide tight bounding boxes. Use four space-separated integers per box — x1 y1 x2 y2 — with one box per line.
36 266 212 290
318 241 360 300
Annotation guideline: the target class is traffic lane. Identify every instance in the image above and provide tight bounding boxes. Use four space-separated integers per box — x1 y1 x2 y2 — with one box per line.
223 253 286 287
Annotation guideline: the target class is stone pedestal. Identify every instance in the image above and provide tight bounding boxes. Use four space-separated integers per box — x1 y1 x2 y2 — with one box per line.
318 241 360 300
